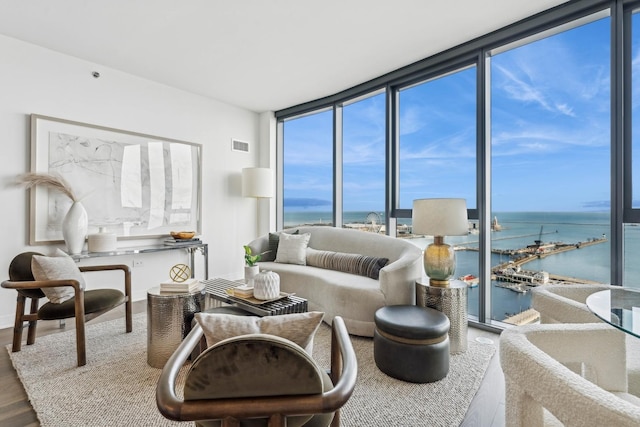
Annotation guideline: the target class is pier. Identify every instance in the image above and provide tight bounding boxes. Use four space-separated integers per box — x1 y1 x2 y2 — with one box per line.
490 235 607 282
503 308 540 326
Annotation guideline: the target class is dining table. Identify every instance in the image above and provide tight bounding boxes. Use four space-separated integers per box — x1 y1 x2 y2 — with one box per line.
586 287 640 339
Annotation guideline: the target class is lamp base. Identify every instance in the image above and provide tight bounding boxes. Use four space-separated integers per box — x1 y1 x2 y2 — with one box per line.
424 236 456 288
429 278 451 287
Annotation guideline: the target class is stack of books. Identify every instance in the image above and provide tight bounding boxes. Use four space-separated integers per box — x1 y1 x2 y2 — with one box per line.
163 237 202 246
232 284 254 298
160 278 201 293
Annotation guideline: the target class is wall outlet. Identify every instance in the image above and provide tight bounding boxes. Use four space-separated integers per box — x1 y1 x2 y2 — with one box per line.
132 259 144 268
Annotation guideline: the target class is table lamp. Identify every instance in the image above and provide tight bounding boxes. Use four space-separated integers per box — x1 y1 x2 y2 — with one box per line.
412 198 468 287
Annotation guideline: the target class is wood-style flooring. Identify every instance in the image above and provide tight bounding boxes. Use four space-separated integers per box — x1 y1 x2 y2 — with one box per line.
0 301 505 427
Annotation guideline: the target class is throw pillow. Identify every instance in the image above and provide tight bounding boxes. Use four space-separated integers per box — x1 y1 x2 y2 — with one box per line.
306 247 389 280
31 248 86 304
262 229 300 262
275 232 311 265
194 311 324 354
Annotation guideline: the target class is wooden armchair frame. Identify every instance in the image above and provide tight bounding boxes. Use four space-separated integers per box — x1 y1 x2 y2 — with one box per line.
2 256 132 367
156 316 357 427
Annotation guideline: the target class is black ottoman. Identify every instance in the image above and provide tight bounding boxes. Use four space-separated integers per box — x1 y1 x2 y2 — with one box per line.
374 305 450 383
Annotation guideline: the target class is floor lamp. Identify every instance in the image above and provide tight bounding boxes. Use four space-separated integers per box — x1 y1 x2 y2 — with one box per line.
242 167 274 237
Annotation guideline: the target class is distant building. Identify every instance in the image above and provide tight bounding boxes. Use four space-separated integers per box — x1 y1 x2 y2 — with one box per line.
492 216 502 231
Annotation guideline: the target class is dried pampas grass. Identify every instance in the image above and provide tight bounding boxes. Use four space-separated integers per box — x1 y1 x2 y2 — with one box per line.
14 172 78 202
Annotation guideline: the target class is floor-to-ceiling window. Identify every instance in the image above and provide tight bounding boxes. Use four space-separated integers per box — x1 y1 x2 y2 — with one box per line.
277 0 637 330
397 67 479 317
489 13 611 323
342 92 386 232
625 8 640 287
282 110 334 228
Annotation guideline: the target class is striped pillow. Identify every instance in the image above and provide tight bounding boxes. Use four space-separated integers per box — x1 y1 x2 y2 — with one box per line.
306 247 389 279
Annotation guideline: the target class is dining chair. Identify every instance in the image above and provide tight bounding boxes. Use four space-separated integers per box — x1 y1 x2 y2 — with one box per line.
501 323 640 427
532 283 640 397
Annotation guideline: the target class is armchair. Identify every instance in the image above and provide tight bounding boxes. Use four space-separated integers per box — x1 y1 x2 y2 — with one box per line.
500 323 640 427
1 251 132 367
156 316 357 427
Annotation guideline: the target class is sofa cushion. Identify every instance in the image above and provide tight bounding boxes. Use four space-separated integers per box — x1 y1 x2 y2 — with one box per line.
194 311 324 354
31 248 86 304
307 247 389 279
275 232 310 265
262 229 300 262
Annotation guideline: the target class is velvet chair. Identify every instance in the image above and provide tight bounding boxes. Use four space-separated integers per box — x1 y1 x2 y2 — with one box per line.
1 251 132 367
156 316 357 427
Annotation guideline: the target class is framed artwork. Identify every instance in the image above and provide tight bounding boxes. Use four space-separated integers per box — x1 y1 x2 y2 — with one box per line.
29 114 202 244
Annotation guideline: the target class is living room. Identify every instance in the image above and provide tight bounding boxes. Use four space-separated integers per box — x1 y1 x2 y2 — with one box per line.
3 1 640 426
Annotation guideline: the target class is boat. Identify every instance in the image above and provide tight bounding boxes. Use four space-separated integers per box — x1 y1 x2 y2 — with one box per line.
459 274 479 287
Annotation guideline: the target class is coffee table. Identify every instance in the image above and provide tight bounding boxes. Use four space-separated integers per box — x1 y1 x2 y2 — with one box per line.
202 277 308 316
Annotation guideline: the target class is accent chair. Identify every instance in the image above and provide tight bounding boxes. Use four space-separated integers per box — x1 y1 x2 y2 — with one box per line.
156 316 357 427
1 251 132 367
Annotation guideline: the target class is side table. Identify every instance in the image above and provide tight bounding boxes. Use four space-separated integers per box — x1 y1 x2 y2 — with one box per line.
147 286 205 368
416 279 468 354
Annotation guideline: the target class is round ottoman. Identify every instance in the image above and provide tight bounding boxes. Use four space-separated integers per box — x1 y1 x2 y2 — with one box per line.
374 305 450 383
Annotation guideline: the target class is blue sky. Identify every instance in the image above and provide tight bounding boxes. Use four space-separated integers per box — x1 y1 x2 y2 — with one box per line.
284 14 620 214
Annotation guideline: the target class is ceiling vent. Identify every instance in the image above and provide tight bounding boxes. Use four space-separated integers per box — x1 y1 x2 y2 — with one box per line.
232 138 250 153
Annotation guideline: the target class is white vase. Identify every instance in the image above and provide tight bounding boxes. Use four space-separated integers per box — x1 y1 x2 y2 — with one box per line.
62 201 88 254
244 265 259 285
254 270 280 300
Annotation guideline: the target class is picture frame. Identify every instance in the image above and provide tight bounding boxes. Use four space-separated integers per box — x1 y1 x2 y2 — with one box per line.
29 114 202 244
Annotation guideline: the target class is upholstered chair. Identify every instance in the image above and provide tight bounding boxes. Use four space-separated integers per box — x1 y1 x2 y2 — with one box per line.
501 323 640 427
1 251 132 367
156 316 357 427
531 284 640 396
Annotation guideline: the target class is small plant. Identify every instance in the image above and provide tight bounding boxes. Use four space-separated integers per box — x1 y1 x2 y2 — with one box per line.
243 245 261 267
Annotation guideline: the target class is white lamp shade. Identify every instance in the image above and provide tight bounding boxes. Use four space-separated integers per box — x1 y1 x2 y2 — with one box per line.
412 198 468 236
242 167 274 198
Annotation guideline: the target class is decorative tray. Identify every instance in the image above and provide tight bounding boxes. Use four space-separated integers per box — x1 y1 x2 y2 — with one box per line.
225 289 295 305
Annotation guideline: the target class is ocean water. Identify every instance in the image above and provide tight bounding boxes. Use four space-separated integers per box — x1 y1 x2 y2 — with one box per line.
284 210 638 321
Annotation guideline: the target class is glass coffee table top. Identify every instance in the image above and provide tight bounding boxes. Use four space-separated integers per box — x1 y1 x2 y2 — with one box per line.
586 287 640 339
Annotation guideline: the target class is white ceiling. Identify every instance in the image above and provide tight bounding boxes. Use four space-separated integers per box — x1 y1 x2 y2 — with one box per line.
0 0 569 113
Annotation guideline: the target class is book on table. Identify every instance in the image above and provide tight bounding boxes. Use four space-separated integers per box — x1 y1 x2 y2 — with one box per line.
163 237 202 246
232 284 254 298
160 278 201 292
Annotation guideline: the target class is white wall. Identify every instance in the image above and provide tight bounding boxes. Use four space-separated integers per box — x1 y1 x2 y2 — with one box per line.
0 34 269 328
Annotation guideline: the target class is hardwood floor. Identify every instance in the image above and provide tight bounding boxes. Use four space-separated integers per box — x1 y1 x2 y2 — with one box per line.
0 302 505 427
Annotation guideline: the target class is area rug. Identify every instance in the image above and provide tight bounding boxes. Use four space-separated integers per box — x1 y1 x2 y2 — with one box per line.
8 313 496 427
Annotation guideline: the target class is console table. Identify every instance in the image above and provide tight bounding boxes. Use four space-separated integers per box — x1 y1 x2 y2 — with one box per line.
69 241 208 279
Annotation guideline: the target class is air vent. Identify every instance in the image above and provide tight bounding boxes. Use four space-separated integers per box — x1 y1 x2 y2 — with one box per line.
232 139 250 153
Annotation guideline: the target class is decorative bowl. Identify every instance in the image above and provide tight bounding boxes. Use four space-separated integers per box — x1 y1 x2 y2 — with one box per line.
170 231 196 240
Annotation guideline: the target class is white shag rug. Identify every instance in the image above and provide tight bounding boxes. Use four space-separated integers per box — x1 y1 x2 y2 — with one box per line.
8 313 496 427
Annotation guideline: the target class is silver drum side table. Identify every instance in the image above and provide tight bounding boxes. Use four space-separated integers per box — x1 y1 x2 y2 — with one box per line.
147 286 205 368
416 279 468 354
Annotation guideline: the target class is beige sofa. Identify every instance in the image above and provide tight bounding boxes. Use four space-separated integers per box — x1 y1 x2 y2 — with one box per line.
248 226 423 337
